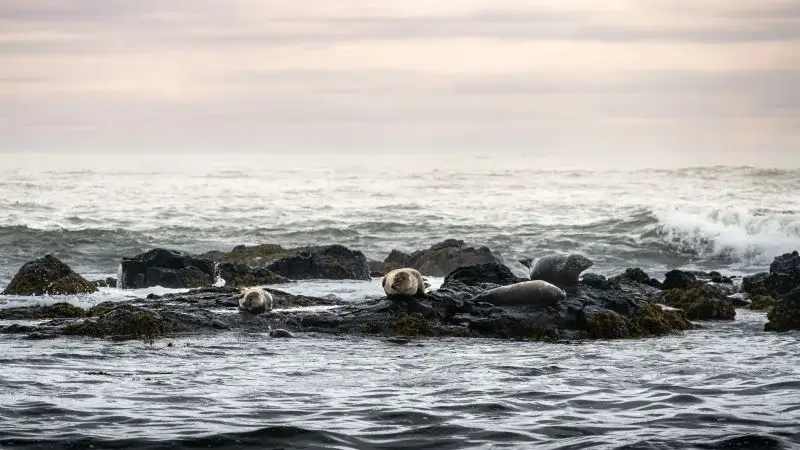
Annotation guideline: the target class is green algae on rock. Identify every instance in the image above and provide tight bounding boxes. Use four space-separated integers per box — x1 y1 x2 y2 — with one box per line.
764 286 800 332
65 305 172 344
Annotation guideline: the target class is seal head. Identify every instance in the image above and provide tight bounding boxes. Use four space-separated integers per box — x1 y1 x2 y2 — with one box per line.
529 254 594 288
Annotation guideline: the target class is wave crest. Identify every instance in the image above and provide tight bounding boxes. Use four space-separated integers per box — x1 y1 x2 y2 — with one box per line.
647 207 800 265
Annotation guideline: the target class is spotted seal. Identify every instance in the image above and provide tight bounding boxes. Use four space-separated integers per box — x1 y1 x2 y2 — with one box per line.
382 268 426 297
474 280 566 307
238 287 272 314
529 254 593 288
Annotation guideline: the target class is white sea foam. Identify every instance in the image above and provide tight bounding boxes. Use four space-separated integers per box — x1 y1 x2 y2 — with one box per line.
652 207 800 266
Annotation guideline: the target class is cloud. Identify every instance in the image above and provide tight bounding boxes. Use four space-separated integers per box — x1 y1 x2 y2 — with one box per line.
0 0 798 163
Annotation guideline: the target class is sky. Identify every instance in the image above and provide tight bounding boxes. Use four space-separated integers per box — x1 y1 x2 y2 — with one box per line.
1 1 799 166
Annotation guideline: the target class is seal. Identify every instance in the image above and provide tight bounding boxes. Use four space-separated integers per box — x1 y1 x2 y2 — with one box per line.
474 280 566 307
529 254 593 288
382 268 426 297
238 287 273 314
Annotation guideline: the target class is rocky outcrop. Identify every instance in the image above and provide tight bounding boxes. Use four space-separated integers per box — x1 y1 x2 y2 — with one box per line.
374 239 504 277
63 304 172 344
2 255 97 296
749 295 776 311
655 286 736 320
4 269 694 342
764 286 800 332
443 263 525 287
662 270 699 290
199 244 288 266
609 268 662 288
216 262 288 288
118 248 216 289
265 245 370 280
742 251 800 298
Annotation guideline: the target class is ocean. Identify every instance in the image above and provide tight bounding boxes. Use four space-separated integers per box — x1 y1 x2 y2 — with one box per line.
1 151 799 449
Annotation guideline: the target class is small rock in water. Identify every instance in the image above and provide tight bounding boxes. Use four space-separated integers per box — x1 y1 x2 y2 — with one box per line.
269 328 294 338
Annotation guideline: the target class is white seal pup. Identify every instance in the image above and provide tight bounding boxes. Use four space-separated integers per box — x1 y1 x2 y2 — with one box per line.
382 268 426 297
474 280 566 307
529 254 594 288
238 287 273 314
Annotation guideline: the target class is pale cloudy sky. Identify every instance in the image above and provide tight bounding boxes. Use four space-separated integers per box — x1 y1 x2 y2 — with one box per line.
1 0 799 165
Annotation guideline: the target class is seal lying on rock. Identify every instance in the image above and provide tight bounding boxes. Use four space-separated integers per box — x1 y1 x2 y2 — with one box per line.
238 287 272 314
473 280 566 307
529 254 594 288
382 268 426 297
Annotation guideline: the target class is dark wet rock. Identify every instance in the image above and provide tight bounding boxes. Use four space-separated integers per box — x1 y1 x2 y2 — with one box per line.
726 293 750 308
64 305 172 343
92 277 117 288
661 270 698 291
269 328 294 338
2 255 97 296
519 258 533 268
742 272 796 298
743 251 800 298
443 263 525 287
216 262 289 288
0 302 87 320
118 248 216 289
267 276 692 340
266 244 370 281
654 288 736 320
581 273 613 290
769 250 800 281
749 295 777 311
200 243 288 266
764 286 800 332
12 274 692 342
376 239 504 277
0 323 37 334
368 268 385 277
609 268 662 288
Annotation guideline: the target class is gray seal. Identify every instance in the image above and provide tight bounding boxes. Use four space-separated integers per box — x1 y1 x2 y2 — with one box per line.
474 280 567 307
529 254 593 288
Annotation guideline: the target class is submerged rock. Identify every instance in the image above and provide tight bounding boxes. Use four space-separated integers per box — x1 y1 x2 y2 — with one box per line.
266 244 371 281
764 286 800 332
118 248 216 289
2 255 97 296
375 239 504 277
